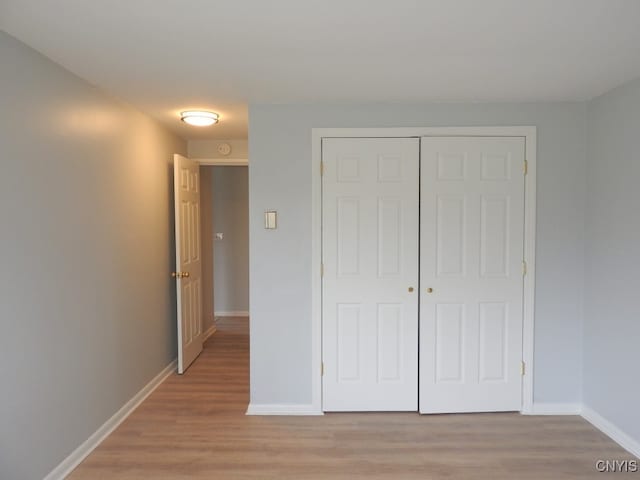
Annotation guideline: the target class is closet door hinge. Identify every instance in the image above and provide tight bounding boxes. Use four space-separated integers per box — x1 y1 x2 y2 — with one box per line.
321 362 325 376
524 160 528 175
520 361 526 376
522 261 527 276
320 162 325 176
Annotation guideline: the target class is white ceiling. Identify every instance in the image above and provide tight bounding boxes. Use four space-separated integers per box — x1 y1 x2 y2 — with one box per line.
2 0 640 140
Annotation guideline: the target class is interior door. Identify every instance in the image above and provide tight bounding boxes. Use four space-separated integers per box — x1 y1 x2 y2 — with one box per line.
173 154 203 374
419 137 525 413
322 138 419 411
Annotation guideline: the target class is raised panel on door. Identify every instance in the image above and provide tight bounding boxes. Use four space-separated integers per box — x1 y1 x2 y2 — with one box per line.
377 303 403 383
479 302 508 383
434 303 466 384
480 195 510 277
377 198 402 277
436 195 466 277
420 137 525 414
337 198 360 276
336 304 362 382
322 138 419 411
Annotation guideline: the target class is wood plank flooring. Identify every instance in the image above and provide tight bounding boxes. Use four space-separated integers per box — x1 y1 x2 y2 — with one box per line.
70 317 635 479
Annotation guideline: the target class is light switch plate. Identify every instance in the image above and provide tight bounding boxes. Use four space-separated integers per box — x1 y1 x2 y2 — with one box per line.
215 233 224 240
264 211 277 229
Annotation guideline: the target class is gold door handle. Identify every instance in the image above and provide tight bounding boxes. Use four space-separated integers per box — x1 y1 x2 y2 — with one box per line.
408 287 414 293
171 272 190 279
426 287 433 293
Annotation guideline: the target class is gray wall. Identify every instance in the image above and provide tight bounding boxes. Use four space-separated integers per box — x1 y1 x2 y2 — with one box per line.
200 167 215 331
249 103 587 406
584 78 640 443
0 32 185 479
212 166 250 314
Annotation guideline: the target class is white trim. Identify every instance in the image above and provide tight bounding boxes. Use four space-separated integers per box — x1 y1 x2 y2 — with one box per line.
582 406 640 459
528 403 582 415
44 360 177 480
202 323 217 342
311 126 537 414
310 131 323 415
521 128 537 414
246 404 324 416
196 158 248 166
312 126 536 138
215 310 249 317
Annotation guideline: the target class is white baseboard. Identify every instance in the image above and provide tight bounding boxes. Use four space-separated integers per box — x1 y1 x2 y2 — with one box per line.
529 402 582 415
215 310 249 317
582 405 640 459
44 359 177 480
246 403 323 416
202 324 217 342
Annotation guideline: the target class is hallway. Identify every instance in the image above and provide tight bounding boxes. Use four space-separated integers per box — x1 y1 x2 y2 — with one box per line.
70 318 632 479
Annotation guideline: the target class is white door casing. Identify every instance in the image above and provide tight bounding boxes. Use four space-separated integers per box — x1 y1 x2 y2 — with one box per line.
322 138 420 411
173 154 204 374
419 137 526 413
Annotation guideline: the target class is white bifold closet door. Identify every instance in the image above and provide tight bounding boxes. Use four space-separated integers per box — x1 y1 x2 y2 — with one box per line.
322 138 419 411
419 137 526 413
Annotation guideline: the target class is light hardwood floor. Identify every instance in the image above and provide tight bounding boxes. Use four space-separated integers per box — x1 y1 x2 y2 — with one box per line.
70 317 634 479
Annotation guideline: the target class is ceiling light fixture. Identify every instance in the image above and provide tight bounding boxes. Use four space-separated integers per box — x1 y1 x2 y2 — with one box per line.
180 111 219 127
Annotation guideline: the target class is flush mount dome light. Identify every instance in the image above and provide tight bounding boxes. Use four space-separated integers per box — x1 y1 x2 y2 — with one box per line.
180 111 219 127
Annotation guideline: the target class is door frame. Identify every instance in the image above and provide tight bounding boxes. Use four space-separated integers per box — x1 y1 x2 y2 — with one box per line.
197 157 248 166
195 157 250 328
311 126 537 415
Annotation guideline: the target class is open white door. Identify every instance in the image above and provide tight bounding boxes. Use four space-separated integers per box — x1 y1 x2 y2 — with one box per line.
322 138 419 411
419 137 525 413
173 154 203 374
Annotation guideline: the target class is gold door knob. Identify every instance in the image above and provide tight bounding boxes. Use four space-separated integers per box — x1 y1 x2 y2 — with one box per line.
426 288 433 293
171 272 190 279
408 287 414 293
